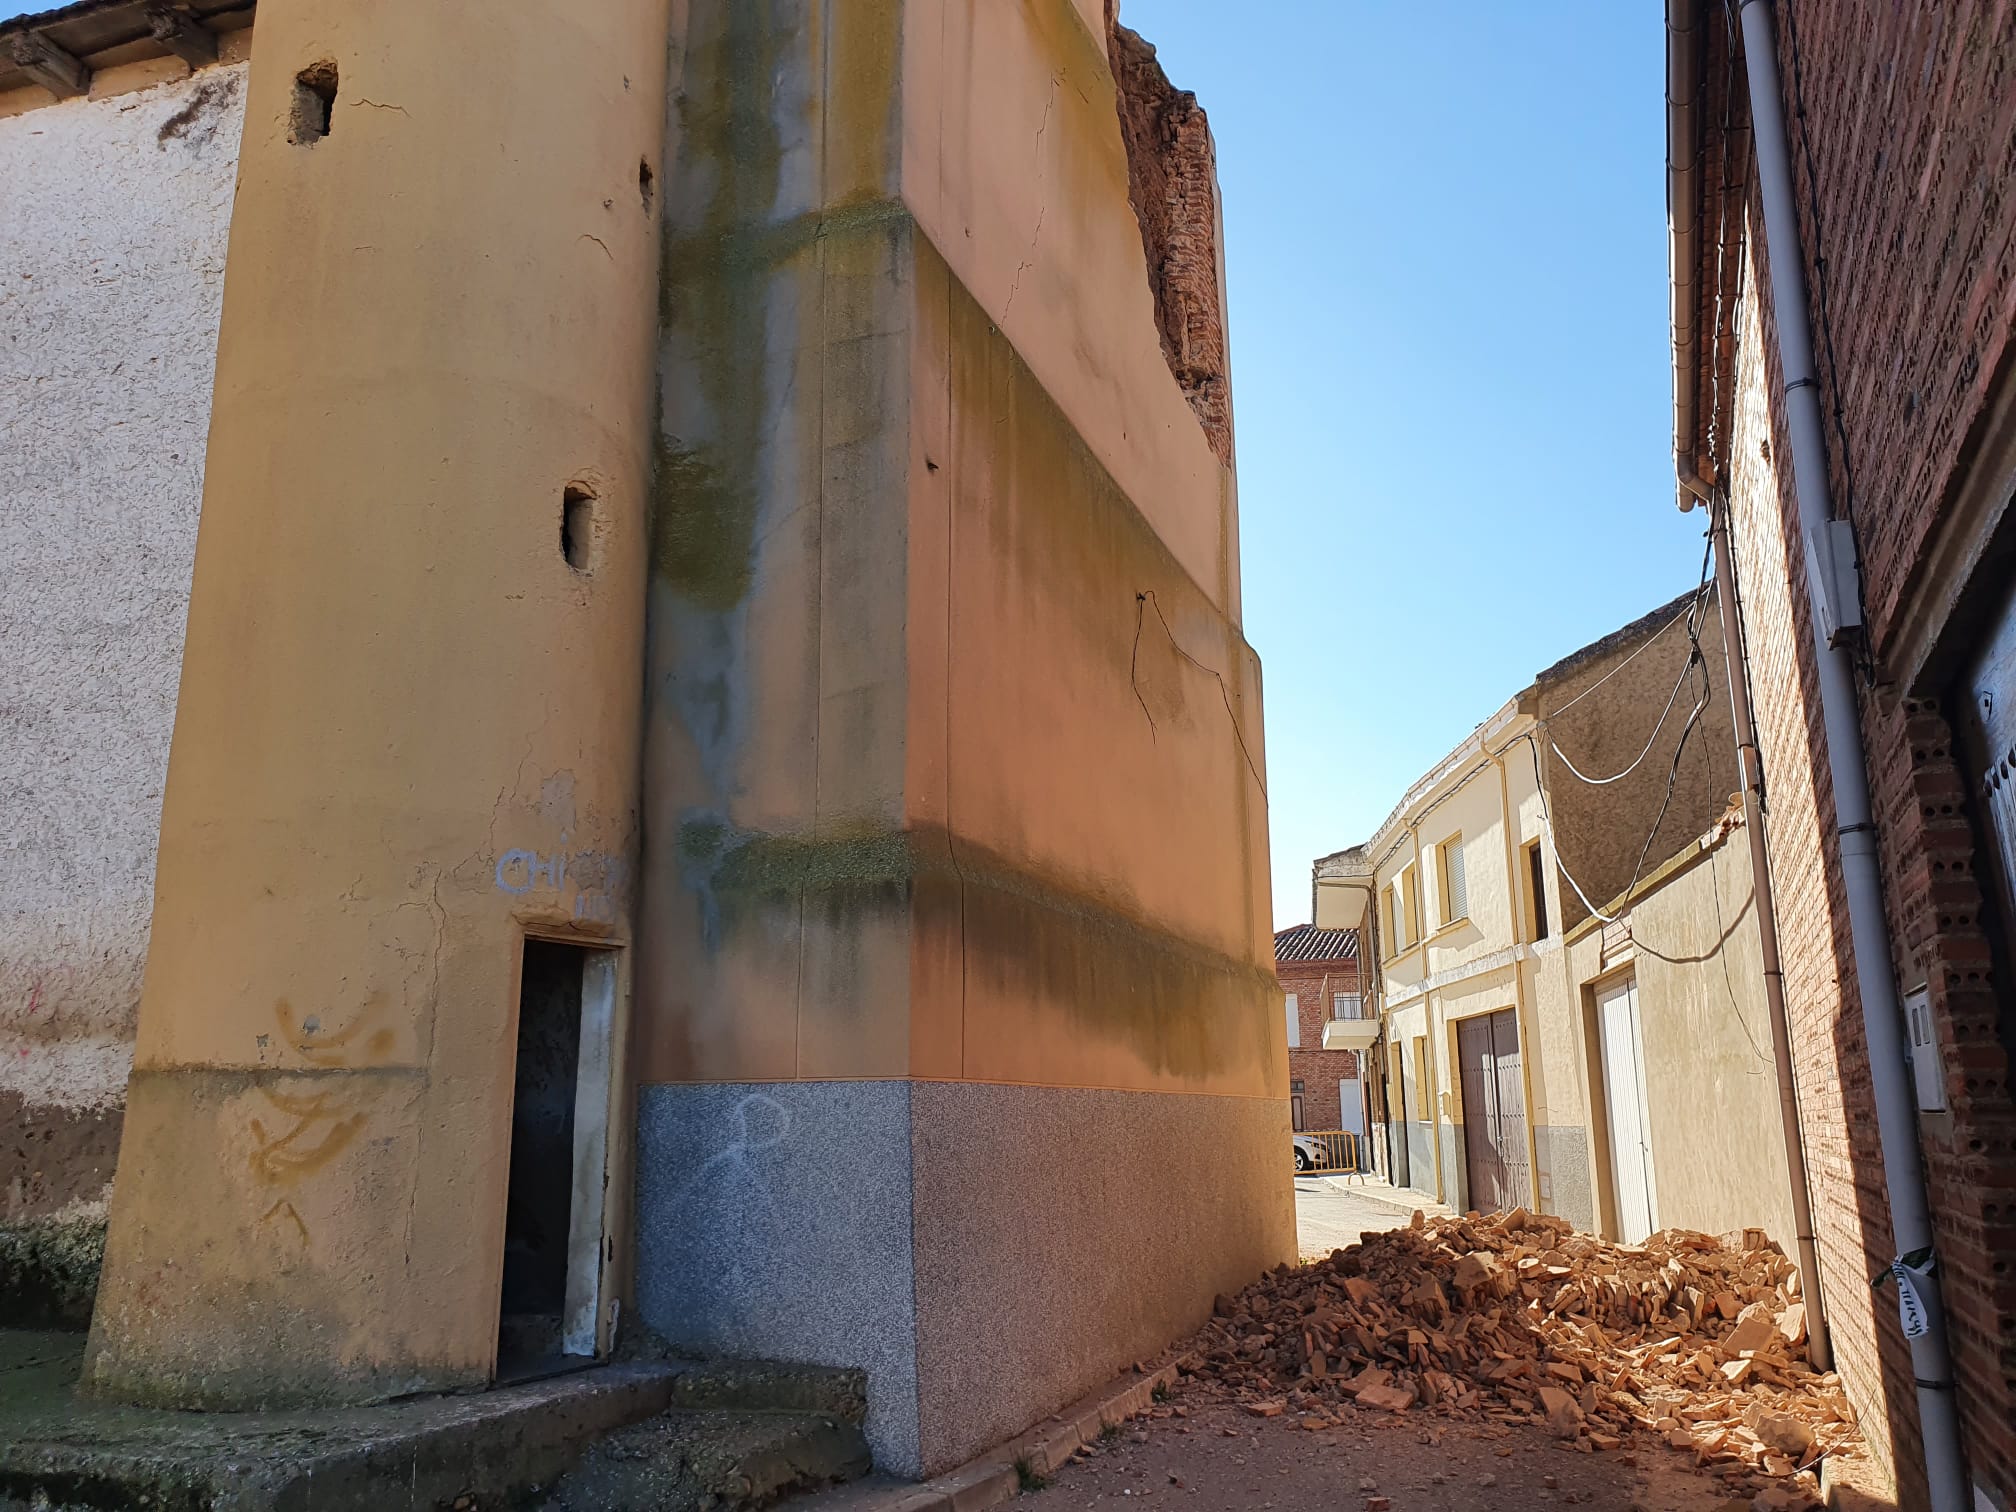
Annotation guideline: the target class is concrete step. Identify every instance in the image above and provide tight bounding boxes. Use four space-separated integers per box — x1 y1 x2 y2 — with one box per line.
539 1406 872 1511
0 1334 870 1512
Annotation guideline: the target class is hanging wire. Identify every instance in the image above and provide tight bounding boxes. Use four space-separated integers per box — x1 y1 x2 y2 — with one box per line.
1549 650 1697 786
1527 534 1719 926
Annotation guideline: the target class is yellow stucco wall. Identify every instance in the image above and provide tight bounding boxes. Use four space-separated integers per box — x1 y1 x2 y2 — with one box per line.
86 0 670 1405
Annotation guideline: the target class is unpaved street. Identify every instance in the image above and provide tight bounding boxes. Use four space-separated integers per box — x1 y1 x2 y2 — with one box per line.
1026 1392 1775 1512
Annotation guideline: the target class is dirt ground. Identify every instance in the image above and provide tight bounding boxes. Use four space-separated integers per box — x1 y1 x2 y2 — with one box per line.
1023 1389 1792 1512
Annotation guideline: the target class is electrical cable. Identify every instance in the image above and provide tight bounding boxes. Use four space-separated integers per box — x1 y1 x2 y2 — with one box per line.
1548 649 1696 787
1527 534 1718 926
1542 601 1693 717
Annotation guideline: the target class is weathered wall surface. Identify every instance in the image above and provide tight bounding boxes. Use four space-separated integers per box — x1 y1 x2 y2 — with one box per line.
1536 592 1741 936
634 0 1287 1477
900 0 1238 617
85 0 669 1408
0 62 246 1222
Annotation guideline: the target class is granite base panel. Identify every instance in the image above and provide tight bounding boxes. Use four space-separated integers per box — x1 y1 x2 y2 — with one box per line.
1405 1121 1435 1197
633 1082 922 1475
1535 1122 1596 1234
633 1081 1293 1479
908 1083 1293 1474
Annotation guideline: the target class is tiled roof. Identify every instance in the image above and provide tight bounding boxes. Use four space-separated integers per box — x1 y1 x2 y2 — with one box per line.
1273 924 1358 964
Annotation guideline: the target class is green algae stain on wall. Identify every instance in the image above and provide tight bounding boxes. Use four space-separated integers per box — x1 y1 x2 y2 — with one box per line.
651 438 751 612
651 1 792 613
651 1 908 614
671 819 1276 1083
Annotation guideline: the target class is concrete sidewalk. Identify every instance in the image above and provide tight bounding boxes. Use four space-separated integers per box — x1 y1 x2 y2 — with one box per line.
1293 1177 1453 1259
1305 1176 1451 1215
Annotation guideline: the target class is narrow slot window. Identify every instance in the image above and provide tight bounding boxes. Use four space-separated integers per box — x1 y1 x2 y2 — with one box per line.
562 485 596 573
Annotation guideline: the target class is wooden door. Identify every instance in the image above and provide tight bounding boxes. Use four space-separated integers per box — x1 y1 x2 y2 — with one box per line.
1455 1009 1529 1213
1597 976 1657 1243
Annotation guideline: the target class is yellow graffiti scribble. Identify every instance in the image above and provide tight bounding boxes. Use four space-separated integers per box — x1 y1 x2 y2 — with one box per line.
248 1089 368 1185
259 1199 312 1249
272 993 390 1068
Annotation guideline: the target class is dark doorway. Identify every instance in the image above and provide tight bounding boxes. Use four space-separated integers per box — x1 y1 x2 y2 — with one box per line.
1456 1009 1529 1214
1955 570 2016 1109
499 939 586 1379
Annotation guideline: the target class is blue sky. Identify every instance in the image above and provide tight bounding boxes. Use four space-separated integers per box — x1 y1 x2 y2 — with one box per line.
5 1 1702 926
1124 1 1704 925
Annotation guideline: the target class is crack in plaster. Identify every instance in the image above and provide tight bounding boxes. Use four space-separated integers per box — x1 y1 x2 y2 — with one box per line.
1002 75 1058 320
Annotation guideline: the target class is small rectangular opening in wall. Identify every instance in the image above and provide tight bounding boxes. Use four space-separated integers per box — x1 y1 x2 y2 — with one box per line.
289 59 337 144
561 485 595 573
499 939 616 1382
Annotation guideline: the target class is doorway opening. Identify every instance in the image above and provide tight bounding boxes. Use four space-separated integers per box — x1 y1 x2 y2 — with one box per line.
1455 1008 1529 1215
498 939 616 1383
1594 974 1657 1243
1337 1070 1365 1136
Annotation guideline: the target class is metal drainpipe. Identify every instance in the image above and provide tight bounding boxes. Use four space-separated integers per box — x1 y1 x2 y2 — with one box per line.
1735 3 1970 1503
1410 823 1445 1205
1667 0 1833 1384
1491 748 1545 1213
1697 485 1833 1371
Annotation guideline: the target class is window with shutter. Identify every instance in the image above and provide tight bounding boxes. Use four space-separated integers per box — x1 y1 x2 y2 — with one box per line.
1439 834 1468 924
1284 993 1300 1048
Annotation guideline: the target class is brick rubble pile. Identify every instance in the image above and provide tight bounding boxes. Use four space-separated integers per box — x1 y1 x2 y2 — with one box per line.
1178 1208 1867 1506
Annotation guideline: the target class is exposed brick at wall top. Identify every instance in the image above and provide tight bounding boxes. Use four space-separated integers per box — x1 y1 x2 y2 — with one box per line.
1107 15 1232 466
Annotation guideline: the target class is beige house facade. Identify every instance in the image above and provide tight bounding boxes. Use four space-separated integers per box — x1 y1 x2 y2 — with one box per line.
1316 592 1803 1257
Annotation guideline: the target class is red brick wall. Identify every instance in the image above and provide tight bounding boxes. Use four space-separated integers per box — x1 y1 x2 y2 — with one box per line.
1710 3 2016 1504
1278 957 1361 1132
1725 263 1918 1497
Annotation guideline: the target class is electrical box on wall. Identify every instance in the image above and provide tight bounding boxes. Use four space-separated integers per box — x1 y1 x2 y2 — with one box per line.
1904 986 1947 1113
1805 518 1864 646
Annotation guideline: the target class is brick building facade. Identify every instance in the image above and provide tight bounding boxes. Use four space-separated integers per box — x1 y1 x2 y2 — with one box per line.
1274 926 1362 1134
1672 3 2016 1505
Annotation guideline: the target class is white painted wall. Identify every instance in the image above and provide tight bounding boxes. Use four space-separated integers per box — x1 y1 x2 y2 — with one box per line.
0 64 245 1213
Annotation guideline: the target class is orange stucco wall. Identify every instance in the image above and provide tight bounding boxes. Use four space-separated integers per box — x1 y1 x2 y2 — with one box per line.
636 0 1277 1105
